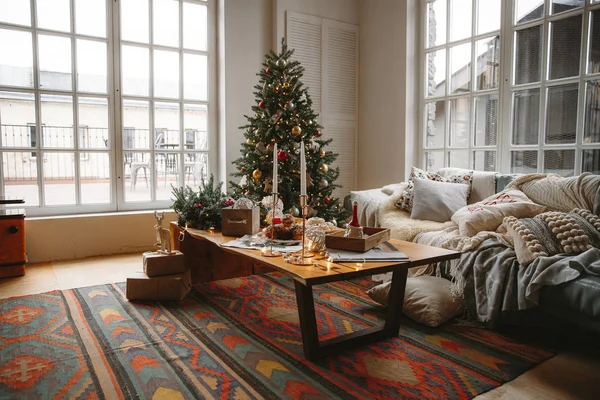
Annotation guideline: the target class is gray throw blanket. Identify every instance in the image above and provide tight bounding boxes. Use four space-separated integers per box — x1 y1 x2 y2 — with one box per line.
452 238 600 326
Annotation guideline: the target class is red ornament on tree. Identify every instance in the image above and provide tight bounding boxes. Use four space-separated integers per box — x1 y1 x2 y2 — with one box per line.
266 67 270 74
258 101 265 109
324 197 331 204
315 130 322 137
241 168 246 173
277 150 288 161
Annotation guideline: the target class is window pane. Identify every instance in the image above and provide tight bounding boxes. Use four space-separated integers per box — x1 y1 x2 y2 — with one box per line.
588 10 600 74
551 0 583 15
43 152 76 205
582 149 600 174
154 102 180 149
0 92 36 148
41 95 74 149
425 151 444 171
0 29 33 88
76 0 106 38
153 0 179 47
79 97 109 149
39 35 72 91
121 0 149 44
125 152 151 202
511 150 538 174
515 0 544 24
474 94 498 146
184 54 207 101
549 15 582 80
515 26 541 85
449 97 470 147
477 0 500 35
544 149 574 177
448 150 469 169
426 0 447 48
449 0 472 42
122 46 149 97
37 0 70 32
123 99 150 149
473 150 496 171
154 50 180 98
0 0 31 26
426 49 446 98
450 43 471 94
476 36 500 90
513 89 540 145
184 104 208 150
546 84 577 144
184 152 207 186
183 2 207 51
156 152 179 200
2 151 39 206
80 152 110 204
425 100 445 148
585 80 600 144
77 40 107 93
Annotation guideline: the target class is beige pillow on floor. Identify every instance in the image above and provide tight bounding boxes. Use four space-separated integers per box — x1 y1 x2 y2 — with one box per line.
366 276 463 327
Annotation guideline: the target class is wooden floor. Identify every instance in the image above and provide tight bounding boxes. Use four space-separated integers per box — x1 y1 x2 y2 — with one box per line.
1 254 599 399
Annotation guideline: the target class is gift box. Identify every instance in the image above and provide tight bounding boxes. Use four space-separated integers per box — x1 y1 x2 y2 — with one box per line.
126 270 191 301
221 206 260 236
143 250 186 277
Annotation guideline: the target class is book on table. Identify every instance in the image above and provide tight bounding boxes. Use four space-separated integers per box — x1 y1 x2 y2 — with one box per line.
327 241 409 262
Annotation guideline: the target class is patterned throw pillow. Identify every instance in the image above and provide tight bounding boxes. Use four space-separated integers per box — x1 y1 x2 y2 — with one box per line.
503 209 600 267
395 167 473 212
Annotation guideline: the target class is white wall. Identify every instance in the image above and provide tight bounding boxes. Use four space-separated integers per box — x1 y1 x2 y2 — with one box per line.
26 210 176 263
221 0 273 186
357 0 418 190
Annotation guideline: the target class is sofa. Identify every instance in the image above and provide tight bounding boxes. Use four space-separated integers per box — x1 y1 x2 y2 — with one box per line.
347 168 600 333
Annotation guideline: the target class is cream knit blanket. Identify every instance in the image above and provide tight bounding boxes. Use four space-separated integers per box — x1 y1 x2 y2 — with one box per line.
506 172 600 212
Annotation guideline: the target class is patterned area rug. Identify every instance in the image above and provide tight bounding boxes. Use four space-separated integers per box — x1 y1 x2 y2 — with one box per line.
0 273 554 399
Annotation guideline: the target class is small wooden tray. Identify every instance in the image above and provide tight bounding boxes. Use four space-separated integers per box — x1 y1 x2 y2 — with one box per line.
325 227 391 252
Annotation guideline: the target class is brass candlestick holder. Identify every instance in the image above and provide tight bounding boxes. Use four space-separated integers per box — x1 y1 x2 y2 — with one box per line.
290 194 314 265
261 192 281 257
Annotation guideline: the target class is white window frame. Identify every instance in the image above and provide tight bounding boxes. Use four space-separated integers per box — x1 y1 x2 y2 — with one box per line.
0 0 216 216
420 0 600 175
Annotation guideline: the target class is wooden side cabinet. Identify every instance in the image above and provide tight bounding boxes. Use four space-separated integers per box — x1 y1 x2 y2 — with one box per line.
0 207 27 278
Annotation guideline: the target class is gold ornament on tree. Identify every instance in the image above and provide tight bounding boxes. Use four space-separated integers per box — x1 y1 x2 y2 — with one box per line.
252 169 262 180
320 164 329 173
319 148 325 158
246 138 254 145
292 125 302 136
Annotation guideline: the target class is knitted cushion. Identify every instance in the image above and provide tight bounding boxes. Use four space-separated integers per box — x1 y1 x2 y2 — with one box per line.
395 167 473 212
503 209 600 267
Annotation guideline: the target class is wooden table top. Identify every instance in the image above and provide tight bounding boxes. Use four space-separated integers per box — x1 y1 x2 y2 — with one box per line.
176 223 460 286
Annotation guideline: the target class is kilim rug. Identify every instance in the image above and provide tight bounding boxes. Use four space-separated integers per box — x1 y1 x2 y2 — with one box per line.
0 272 554 399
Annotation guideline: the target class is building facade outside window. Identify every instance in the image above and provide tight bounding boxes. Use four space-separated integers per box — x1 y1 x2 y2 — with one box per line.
0 0 215 216
422 0 600 176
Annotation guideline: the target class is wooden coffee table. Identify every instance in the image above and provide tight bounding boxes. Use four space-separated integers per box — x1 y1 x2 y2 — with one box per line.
171 223 460 361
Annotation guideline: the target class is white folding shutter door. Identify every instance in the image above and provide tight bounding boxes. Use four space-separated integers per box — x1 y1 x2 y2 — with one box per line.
322 19 358 198
286 12 322 116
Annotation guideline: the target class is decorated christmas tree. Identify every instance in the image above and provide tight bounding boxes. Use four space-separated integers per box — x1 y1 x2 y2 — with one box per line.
230 40 349 224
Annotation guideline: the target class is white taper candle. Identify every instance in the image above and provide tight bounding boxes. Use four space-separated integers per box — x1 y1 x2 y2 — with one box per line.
272 143 278 193
300 142 306 196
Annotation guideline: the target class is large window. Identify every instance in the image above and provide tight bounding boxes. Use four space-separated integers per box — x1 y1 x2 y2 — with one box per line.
422 0 600 176
0 0 214 215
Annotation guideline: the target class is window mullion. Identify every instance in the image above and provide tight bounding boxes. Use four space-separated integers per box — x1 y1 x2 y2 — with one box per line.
179 0 185 189
110 0 122 210
149 0 156 203
31 0 46 207
71 0 82 206
575 4 591 175
538 6 550 173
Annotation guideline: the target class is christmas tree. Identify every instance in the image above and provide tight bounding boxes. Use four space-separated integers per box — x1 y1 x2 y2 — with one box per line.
230 40 349 224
